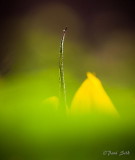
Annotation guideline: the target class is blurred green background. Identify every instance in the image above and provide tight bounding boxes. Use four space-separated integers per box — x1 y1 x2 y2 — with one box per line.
0 0 135 159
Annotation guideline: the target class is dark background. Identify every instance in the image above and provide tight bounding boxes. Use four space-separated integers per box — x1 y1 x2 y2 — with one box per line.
0 0 135 75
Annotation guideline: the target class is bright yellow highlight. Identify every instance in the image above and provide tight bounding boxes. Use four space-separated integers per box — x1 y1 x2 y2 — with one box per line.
71 72 119 116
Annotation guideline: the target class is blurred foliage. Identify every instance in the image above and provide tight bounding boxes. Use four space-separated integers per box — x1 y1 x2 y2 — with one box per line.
0 69 135 159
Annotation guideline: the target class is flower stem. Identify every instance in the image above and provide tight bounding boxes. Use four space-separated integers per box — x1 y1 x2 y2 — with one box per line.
59 27 67 109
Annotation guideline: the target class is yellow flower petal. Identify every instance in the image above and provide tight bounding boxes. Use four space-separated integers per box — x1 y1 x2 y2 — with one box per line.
43 96 69 113
70 72 119 116
43 96 59 110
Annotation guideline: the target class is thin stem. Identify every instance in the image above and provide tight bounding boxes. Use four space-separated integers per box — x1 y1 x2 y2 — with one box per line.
59 27 67 109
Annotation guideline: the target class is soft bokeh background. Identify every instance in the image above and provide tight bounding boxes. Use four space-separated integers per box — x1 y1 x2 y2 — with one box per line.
0 0 135 159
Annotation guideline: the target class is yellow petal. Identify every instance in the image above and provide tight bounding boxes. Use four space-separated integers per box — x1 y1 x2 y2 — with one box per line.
70 72 119 116
43 96 59 110
43 96 69 113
